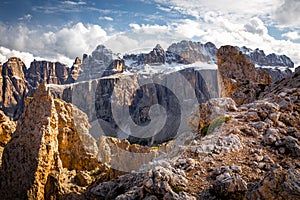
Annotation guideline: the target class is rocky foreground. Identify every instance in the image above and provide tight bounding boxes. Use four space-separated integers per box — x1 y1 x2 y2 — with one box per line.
0 44 299 199
83 68 300 199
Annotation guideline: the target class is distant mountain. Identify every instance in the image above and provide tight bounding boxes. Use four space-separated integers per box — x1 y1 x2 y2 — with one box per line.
123 40 294 68
0 40 295 121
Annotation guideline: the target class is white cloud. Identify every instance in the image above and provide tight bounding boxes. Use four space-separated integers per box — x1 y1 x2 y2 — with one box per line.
44 22 108 58
62 1 86 6
151 0 280 19
0 22 108 66
18 14 32 21
282 31 300 41
105 24 174 54
99 16 114 21
0 46 75 68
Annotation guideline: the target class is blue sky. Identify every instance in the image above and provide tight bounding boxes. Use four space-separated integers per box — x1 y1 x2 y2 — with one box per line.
0 0 300 67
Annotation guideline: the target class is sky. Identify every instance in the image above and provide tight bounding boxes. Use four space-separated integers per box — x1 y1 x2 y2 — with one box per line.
0 0 300 67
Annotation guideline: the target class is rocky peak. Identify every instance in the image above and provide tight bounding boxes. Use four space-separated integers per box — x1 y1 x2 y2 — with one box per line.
239 46 294 67
3 57 27 78
26 60 71 88
217 45 271 106
0 82 59 199
0 57 28 119
153 44 164 54
91 45 113 63
0 82 111 198
74 57 81 65
167 40 218 64
79 45 118 80
67 57 82 83
143 44 166 65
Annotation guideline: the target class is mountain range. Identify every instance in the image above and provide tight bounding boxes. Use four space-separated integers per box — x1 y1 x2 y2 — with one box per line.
0 40 299 199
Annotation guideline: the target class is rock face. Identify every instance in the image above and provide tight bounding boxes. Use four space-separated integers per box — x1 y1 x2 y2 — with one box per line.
79 45 126 81
0 110 16 147
26 60 71 87
167 40 218 64
0 57 29 118
0 83 60 199
0 83 110 199
217 45 272 106
0 57 82 119
54 98 100 171
50 67 211 145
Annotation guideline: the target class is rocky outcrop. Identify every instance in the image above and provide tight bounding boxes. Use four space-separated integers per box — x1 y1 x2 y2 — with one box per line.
0 83 111 199
261 66 300 97
97 136 158 172
0 110 16 147
0 57 29 118
217 45 272 106
54 98 100 171
0 57 82 119
188 98 237 133
86 165 195 200
144 44 166 64
248 167 300 199
0 83 60 199
209 166 248 199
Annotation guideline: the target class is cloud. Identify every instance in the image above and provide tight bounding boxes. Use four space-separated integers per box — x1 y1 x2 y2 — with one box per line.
18 14 32 21
244 17 268 36
0 22 108 66
274 0 300 27
0 46 65 68
151 0 280 19
62 1 87 5
99 16 114 21
0 46 35 67
282 31 300 41
44 22 108 58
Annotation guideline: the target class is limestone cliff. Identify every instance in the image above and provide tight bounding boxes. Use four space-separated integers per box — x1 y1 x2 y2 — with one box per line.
0 83 59 199
26 60 70 87
0 83 109 199
78 45 126 81
49 67 211 145
217 45 272 106
0 57 29 118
